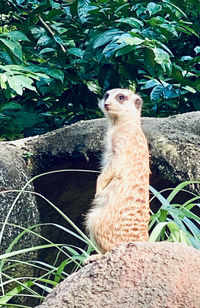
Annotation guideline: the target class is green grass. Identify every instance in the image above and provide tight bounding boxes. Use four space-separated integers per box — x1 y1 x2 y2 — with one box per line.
0 170 199 307
149 182 200 249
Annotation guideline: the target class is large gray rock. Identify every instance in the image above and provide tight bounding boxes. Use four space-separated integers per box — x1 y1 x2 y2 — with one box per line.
0 144 40 304
7 111 200 191
35 242 200 308
0 143 40 255
143 111 200 192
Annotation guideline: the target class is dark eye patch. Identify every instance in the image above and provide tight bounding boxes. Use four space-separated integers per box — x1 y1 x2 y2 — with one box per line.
104 93 109 101
116 94 127 103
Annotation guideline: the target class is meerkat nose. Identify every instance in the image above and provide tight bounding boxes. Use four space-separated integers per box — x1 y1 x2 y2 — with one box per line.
104 103 110 110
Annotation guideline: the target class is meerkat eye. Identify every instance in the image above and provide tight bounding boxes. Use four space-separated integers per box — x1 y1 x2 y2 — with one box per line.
104 93 109 101
116 94 126 103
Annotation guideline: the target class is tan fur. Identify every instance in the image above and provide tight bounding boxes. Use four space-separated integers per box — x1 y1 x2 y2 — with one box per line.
86 88 150 253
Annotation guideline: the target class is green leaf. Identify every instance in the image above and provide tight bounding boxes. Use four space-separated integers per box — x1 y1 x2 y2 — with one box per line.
50 0 60 9
167 181 200 203
15 75 36 91
157 42 173 55
0 280 35 305
159 23 178 37
164 88 180 99
5 30 30 42
182 209 200 222
93 29 124 49
153 47 172 73
1 64 31 73
182 86 196 93
116 17 144 29
162 0 187 18
0 113 9 120
181 25 199 38
31 27 46 39
102 41 119 58
68 47 84 59
118 36 144 46
115 3 129 13
149 222 169 242
177 25 199 37
188 237 200 250
7 76 23 95
149 16 165 26
54 35 64 45
0 64 12 74
1 103 21 111
39 47 56 55
149 221 189 244
194 46 200 55
183 217 200 238
0 244 63 260
78 0 97 23
78 0 90 23
46 69 64 82
16 0 26 4
7 75 36 95
37 35 51 46
115 45 135 57
150 85 164 101
0 74 7 89
141 79 160 90
147 2 162 16
54 259 70 283
153 47 170 65
150 186 171 210
0 38 22 61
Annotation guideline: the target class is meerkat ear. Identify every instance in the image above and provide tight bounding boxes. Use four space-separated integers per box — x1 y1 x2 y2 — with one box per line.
135 97 142 109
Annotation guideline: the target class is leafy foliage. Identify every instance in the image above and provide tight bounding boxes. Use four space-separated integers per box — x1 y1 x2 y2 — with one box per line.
0 0 199 139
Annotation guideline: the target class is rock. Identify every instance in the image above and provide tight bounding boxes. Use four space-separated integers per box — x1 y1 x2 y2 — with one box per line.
35 242 200 308
0 143 40 255
0 143 40 305
142 111 200 193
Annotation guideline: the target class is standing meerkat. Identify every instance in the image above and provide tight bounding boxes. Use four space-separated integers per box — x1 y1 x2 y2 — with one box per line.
86 88 150 253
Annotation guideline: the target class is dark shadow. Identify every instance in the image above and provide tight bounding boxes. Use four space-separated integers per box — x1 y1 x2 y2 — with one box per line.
33 158 99 272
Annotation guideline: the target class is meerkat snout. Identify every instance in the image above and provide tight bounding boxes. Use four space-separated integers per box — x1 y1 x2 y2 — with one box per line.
104 104 110 111
103 92 110 110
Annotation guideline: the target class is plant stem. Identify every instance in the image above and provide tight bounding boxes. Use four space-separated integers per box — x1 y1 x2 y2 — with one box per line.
38 15 66 53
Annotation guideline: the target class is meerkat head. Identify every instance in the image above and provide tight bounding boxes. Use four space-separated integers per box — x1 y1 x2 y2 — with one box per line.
99 88 142 122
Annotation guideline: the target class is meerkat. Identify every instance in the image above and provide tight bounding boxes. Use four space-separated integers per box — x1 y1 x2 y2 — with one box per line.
86 88 150 254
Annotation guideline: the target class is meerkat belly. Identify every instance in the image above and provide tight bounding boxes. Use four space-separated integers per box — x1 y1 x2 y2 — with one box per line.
88 177 149 253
